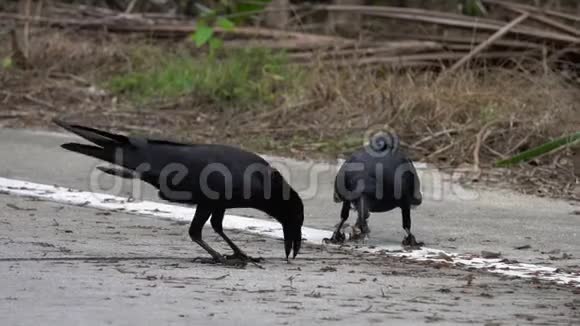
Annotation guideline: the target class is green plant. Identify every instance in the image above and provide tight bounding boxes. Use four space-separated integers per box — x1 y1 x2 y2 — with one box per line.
190 2 238 53
191 15 235 51
190 0 274 52
106 47 305 108
495 131 580 167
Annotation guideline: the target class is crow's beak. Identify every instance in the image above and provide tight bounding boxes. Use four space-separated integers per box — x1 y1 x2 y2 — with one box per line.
285 237 292 260
283 225 302 260
293 234 301 259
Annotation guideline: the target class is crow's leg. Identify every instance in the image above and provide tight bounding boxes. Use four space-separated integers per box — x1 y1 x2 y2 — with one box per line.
189 205 226 264
210 208 263 263
324 201 351 244
401 204 424 248
352 195 370 241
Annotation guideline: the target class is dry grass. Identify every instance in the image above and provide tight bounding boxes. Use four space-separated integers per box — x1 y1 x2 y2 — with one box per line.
225 62 579 167
0 30 578 199
311 65 578 163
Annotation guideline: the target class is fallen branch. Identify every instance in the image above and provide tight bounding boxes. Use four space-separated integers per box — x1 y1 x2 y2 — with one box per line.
286 41 443 61
440 12 530 78
489 1 580 37
223 39 349 51
411 128 460 148
124 0 139 14
0 111 33 119
482 0 580 24
23 94 56 109
302 50 538 68
378 32 546 50
425 142 455 160
473 120 499 172
315 4 580 45
0 12 352 47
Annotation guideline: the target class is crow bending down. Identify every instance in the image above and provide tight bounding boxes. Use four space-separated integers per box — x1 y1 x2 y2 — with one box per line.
54 119 304 264
327 132 424 247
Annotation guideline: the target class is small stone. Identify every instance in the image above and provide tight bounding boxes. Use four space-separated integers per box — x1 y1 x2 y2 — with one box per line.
514 244 531 250
481 251 501 259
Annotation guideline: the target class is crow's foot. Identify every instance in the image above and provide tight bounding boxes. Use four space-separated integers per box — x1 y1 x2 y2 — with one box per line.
193 256 247 267
323 230 346 244
402 234 424 248
225 253 264 263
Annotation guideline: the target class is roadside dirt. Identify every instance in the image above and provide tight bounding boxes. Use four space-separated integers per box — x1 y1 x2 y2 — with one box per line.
1 194 579 325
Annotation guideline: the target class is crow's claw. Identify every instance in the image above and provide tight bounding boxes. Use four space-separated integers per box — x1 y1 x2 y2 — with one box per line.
225 253 263 263
222 257 249 267
323 230 346 244
350 231 369 242
193 255 247 267
402 234 424 248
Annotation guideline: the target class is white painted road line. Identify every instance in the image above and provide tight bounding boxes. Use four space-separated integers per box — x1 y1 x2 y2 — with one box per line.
1 176 578 287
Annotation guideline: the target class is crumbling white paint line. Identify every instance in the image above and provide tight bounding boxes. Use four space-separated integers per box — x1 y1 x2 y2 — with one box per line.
1 176 578 288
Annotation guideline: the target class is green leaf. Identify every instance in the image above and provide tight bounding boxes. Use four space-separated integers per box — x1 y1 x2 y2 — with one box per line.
1 57 12 69
216 17 235 31
193 26 214 47
495 131 580 167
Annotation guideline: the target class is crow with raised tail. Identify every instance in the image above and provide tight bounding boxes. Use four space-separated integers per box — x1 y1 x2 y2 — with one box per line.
326 132 424 247
53 119 304 265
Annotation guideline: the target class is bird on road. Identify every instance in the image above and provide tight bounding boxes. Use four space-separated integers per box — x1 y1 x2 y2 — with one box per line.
53 119 304 265
325 132 424 247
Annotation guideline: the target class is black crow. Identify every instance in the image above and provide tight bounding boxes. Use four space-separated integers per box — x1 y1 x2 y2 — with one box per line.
326 132 424 247
53 119 304 264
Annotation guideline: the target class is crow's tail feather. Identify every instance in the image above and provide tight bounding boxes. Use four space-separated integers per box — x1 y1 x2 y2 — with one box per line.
60 143 115 164
53 118 128 148
97 166 136 179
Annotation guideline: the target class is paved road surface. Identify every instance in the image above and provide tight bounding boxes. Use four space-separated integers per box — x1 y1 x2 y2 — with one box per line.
1 195 579 325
